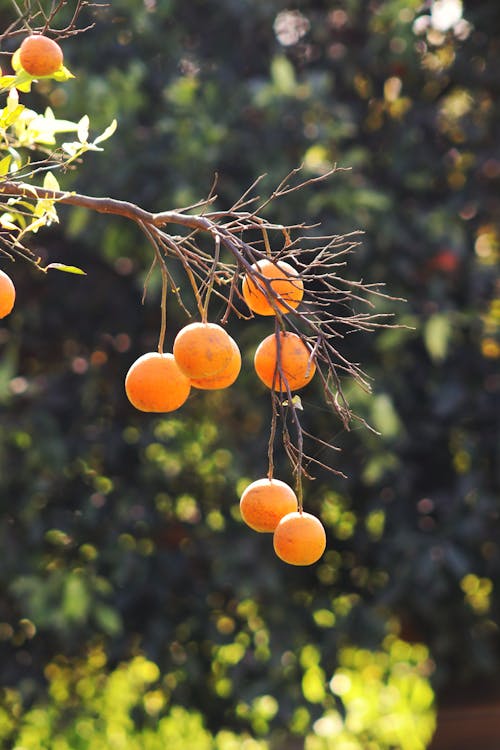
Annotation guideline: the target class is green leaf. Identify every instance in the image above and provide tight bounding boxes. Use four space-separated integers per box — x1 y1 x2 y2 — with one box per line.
93 118 118 146
94 604 122 635
44 263 87 275
371 393 402 438
52 65 75 82
77 114 90 144
0 155 12 176
282 394 303 409
63 574 90 623
0 212 18 230
424 313 452 362
43 171 60 191
271 55 297 95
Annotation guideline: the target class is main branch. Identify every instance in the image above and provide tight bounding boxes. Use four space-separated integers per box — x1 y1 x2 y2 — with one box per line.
0 172 401 486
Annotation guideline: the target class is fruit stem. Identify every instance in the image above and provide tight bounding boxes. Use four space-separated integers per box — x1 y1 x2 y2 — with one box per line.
157 256 168 354
261 226 272 258
139 221 168 354
267 393 278 481
296 475 304 514
201 232 220 324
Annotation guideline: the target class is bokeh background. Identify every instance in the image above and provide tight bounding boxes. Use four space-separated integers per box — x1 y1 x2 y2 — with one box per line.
0 1 498 748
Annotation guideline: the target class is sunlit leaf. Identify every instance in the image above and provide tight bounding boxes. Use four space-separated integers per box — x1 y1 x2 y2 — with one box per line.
271 55 296 95
44 263 87 275
77 114 90 144
0 212 18 230
282 394 303 409
0 155 12 176
93 118 118 146
43 171 60 192
424 313 452 362
52 65 75 82
11 49 22 73
94 604 122 635
63 574 90 623
371 393 402 438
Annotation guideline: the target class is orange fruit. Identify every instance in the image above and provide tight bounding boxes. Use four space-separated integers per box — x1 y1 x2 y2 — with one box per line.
242 259 303 316
254 331 316 392
19 35 63 77
240 478 298 532
173 322 235 380
273 511 326 565
190 335 241 390
0 269 15 318
125 352 191 412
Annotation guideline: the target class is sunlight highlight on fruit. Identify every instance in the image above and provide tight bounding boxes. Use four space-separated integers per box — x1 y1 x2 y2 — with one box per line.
254 331 316 392
125 352 191 412
242 258 304 316
19 35 63 77
173 322 235 380
240 477 298 532
273 511 326 565
190 335 241 390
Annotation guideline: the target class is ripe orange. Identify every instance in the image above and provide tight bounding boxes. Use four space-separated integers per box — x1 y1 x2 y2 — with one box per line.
19 35 63 77
254 331 316 392
0 269 15 319
242 259 303 316
173 322 235 380
125 352 191 412
273 511 326 565
239 477 298 533
190 335 241 390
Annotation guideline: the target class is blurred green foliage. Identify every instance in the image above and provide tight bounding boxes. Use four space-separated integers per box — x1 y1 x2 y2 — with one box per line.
0 0 499 747
0 639 433 749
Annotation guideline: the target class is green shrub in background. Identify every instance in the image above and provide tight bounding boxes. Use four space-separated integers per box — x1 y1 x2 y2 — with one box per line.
0 637 434 750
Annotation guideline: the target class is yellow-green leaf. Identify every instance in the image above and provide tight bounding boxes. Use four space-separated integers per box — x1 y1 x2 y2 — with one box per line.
93 119 118 146
52 65 75 82
0 155 12 176
44 263 86 275
43 171 60 192
77 115 90 144
424 313 452 362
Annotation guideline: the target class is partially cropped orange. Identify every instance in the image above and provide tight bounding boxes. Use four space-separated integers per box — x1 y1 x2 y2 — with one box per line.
190 335 241 390
0 269 15 319
19 35 63 77
240 478 298 533
254 331 316 392
173 322 235 380
125 352 191 412
273 511 326 565
242 259 303 316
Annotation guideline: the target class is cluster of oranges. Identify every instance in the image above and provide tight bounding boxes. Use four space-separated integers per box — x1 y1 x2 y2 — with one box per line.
1 33 328 567
125 258 326 566
240 477 326 566
125 258 315 412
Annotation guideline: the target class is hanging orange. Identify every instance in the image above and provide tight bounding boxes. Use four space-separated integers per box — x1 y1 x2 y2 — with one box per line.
273 511 326 565
173 322 235 380
125 352 191 412
242 259 303 316
254 331 316 392
190 335 241 390
0 269 15 319
19 35 63 77
239 477 298 532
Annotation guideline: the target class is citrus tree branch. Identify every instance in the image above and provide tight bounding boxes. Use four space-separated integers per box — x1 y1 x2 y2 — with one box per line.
0 173 402 481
